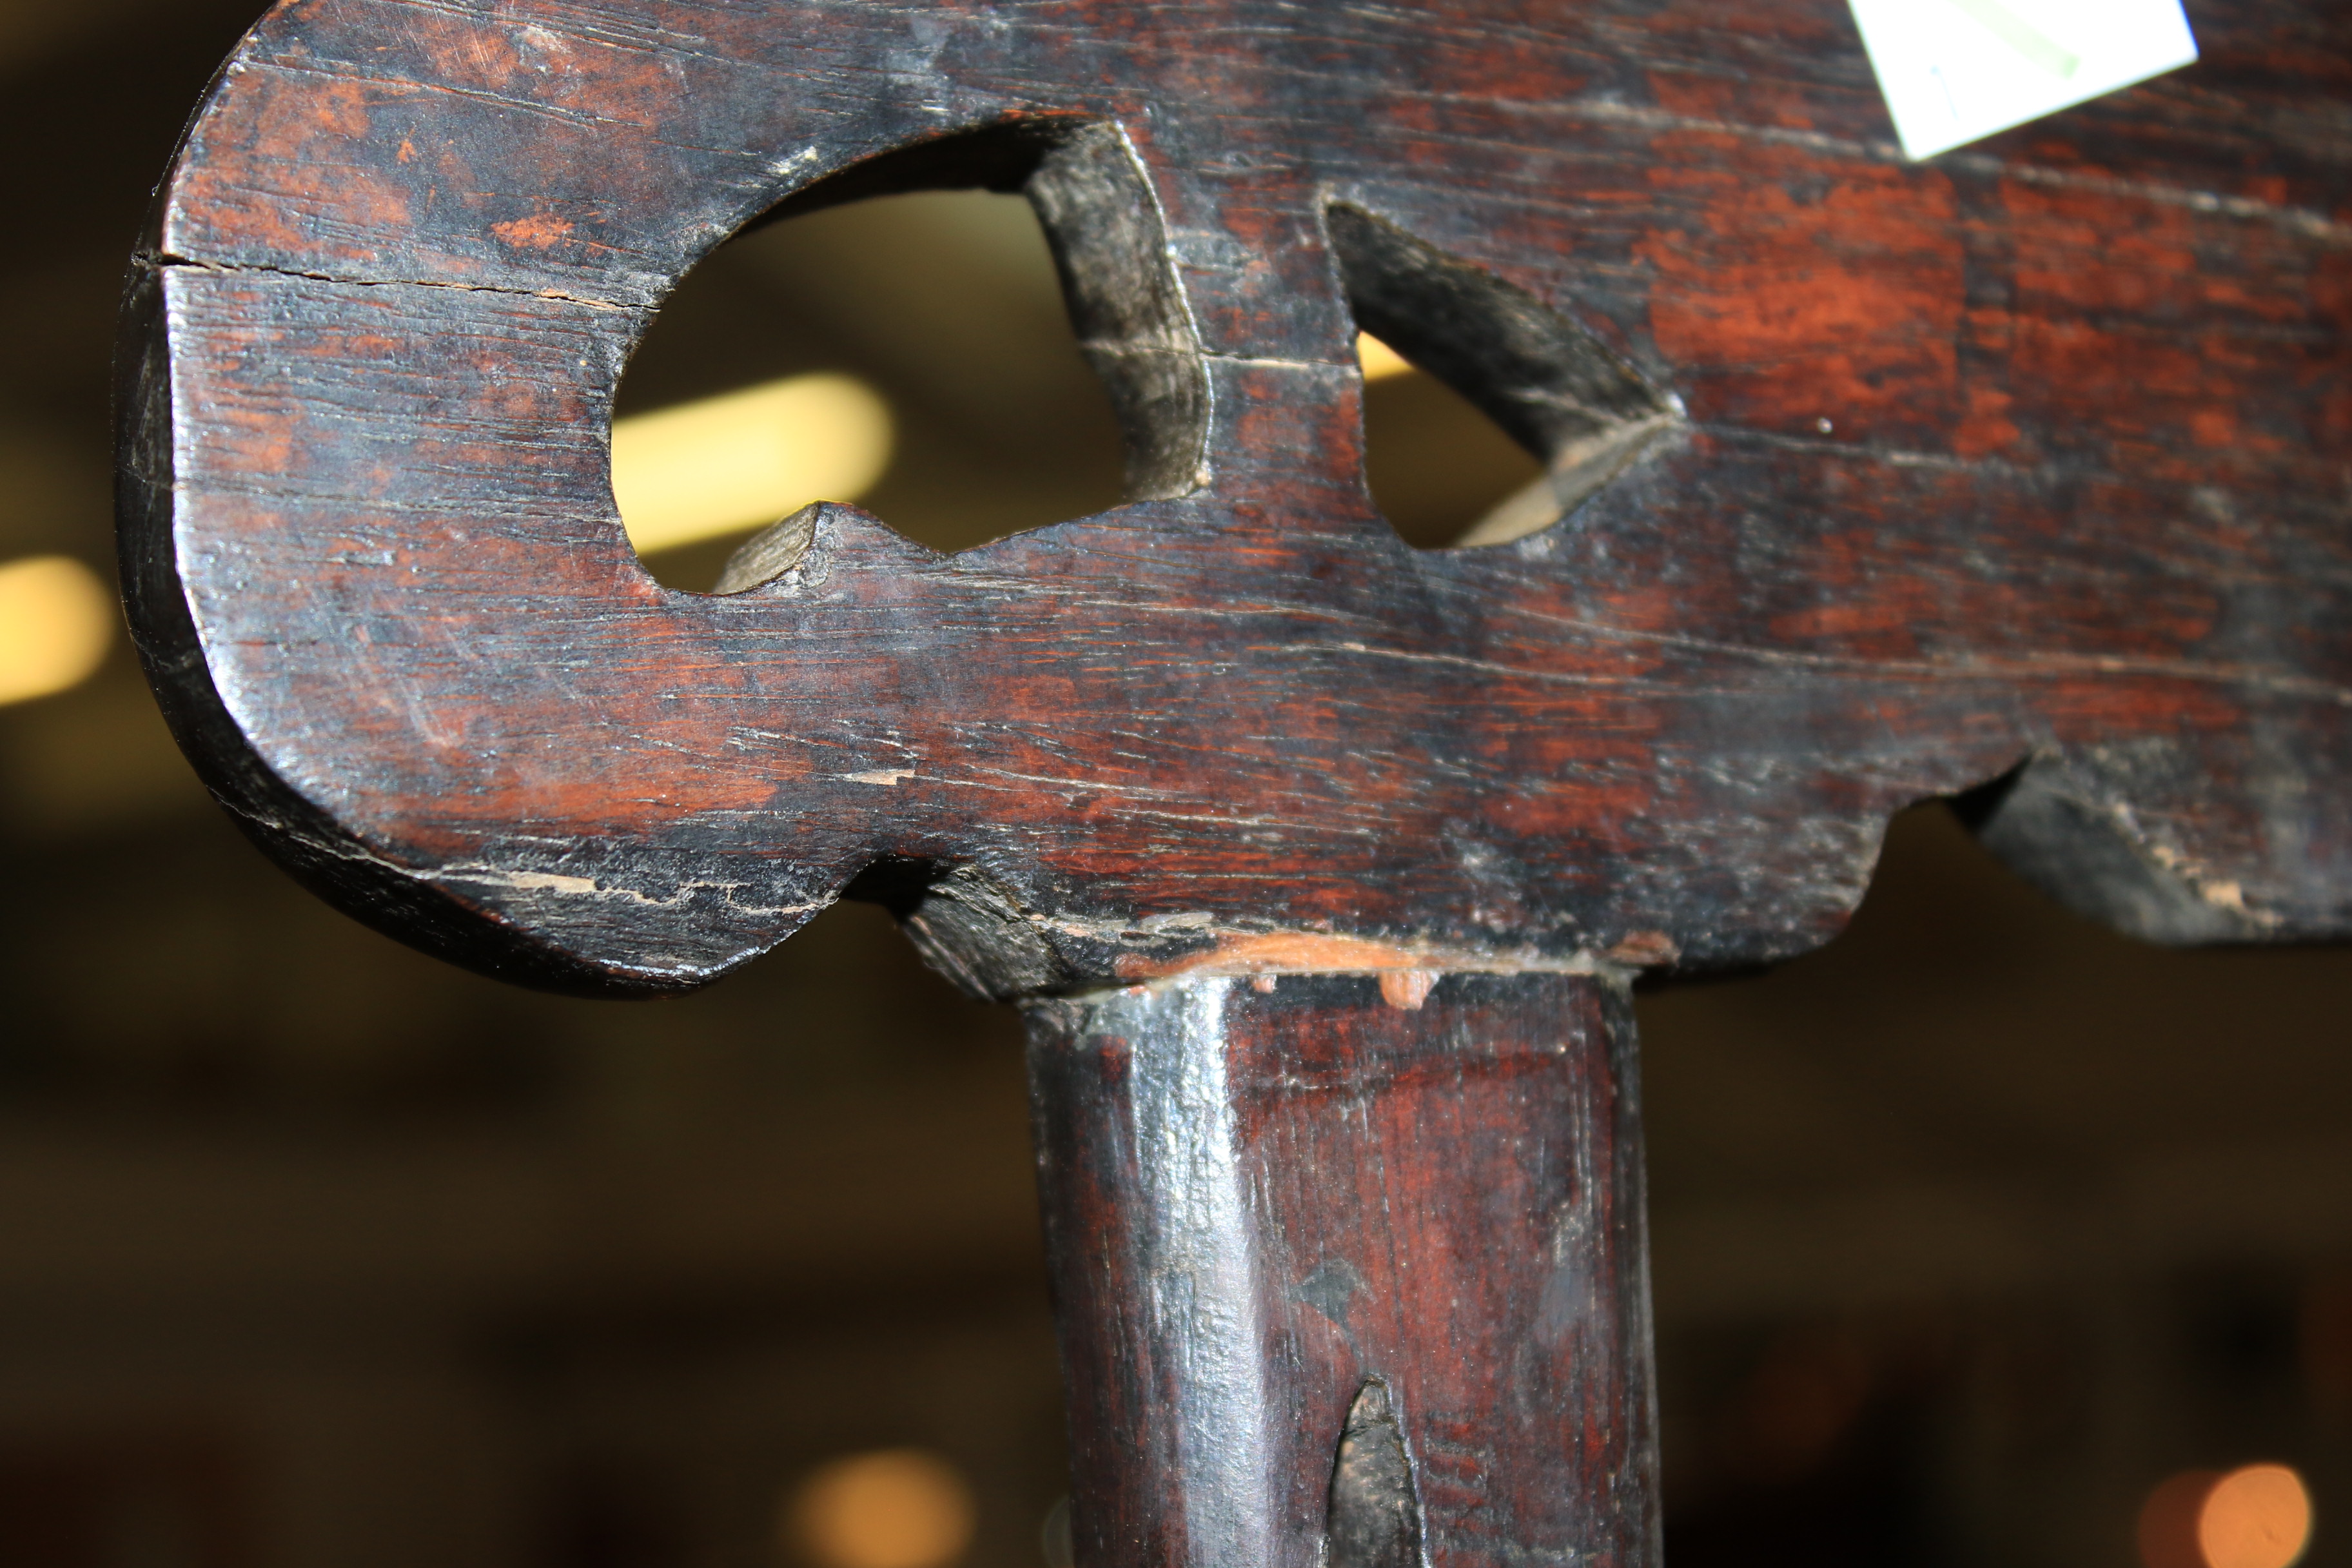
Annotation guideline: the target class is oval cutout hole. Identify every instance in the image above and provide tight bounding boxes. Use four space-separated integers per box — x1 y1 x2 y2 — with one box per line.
616 188 1130 589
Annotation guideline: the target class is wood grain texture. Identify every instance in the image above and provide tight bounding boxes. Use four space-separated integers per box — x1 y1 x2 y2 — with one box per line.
1026 972 1653 1568
117 0 2352 996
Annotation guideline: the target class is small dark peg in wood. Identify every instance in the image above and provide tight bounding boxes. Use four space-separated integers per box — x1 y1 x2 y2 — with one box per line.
1328 1382 1426 1568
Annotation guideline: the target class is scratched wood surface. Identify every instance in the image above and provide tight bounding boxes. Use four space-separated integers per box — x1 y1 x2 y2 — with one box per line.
118 0 2352 999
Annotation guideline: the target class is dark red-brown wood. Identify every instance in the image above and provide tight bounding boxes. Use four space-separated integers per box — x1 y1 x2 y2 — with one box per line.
1028 972 1652 1568
118 0 2352 996
115 3 2350 1566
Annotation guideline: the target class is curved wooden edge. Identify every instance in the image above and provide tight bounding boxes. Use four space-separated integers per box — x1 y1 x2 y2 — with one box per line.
118 0 2352 997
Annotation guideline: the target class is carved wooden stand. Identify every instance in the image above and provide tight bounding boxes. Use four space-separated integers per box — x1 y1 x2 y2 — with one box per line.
118 3 2349 1565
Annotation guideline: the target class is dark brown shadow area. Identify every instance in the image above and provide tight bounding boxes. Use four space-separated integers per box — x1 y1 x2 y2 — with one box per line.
1638 803 2352 1568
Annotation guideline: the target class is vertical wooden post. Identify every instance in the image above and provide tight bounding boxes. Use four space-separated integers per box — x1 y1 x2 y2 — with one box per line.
1026 973 1657 1568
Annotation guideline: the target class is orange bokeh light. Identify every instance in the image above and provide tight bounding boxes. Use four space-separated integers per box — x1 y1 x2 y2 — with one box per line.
2138 1464 2313 1568
783 1449 976 1568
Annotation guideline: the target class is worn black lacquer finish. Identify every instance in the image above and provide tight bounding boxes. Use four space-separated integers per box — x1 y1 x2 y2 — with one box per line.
1027 974 1653 1568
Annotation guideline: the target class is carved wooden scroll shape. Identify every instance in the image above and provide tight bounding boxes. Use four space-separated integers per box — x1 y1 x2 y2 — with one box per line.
120 3 2349 1565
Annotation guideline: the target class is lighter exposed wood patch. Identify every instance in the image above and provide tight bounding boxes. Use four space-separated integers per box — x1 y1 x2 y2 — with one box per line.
2200 878 2248 912
1378 969 1438 1010
490 214 574 250
492 869 600 895
1132 931 1457 978
1102 930 1615 987
1605 929 1680 966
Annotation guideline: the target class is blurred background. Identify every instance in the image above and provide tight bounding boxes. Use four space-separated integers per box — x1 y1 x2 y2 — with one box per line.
2 3 2349 1567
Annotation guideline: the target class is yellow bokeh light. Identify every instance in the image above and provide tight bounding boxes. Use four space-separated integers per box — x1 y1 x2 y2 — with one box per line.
612 373 893 557
0 554 113 707
1357 331 1415 382
782 1448 975 1568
